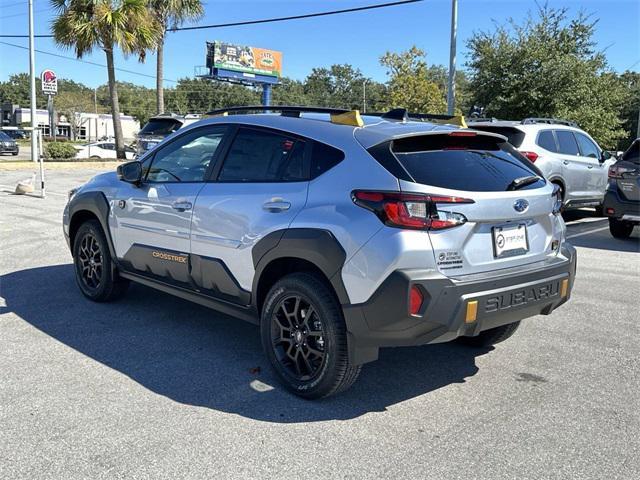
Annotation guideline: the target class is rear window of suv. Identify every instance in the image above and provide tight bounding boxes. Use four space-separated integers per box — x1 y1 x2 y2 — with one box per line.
139 118 182 136
467 126 525 148
379 134 545 192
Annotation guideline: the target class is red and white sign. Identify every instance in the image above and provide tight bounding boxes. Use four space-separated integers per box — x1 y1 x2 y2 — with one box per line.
41 69 58 95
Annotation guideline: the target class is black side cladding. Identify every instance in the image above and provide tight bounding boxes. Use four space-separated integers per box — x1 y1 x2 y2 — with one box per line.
252 228 350 306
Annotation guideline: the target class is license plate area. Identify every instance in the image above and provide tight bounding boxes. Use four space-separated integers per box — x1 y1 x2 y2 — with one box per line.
492 223 529 258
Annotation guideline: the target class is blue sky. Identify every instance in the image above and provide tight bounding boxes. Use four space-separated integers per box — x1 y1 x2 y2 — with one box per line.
0 0 638 88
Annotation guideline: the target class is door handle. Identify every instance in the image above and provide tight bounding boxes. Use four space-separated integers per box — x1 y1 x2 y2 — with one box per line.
563 161 569 165
172 201 192 212
262 199 291 212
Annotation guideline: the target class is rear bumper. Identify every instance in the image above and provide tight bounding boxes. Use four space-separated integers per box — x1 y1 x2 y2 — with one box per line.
343 243 577 365
603 187 640 222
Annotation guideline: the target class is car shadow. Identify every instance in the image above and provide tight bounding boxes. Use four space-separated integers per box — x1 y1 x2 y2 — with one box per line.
569 229 640 252
1 264 488 423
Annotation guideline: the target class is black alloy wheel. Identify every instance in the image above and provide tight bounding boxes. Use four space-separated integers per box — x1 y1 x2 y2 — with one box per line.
271 294 327 382
77 231 103 290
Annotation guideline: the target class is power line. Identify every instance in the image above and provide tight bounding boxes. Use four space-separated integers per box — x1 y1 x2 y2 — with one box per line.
170 0 424 31
0 40 179 83
0 0 423 37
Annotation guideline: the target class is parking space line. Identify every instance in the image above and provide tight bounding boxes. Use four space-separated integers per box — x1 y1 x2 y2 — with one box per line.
566 226 610 239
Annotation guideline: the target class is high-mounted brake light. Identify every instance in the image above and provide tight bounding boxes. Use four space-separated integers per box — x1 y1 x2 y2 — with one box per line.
519 151 539 163
448 131 477 137
352 191 474 230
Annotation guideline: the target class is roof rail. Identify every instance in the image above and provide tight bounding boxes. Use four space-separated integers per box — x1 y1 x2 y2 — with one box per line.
521 117 578 127
205 105 352 117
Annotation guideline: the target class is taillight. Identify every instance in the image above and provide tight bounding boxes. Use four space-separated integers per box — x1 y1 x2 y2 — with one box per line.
608 165 635 178
352 190 474 230
519 151 539 163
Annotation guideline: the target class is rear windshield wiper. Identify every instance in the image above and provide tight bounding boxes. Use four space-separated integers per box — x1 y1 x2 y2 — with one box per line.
507 175 541 191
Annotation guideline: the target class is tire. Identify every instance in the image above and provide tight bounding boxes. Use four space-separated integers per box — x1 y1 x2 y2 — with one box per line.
609 217 634 239
90 155 101 159
594 204 604 217
72 220 129 302
456 321 521 348
260 272 361 399
12 152 18 156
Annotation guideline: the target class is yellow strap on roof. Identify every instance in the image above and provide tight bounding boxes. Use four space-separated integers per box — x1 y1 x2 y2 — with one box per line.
428 115 468 128
330 110 364 127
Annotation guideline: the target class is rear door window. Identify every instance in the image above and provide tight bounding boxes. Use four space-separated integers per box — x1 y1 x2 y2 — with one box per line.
384 134 545 192
536 130 557 152
555 130 580 156
217 128 307 182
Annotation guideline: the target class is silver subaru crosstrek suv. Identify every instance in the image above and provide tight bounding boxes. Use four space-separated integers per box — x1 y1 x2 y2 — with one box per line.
469 118 615 211
63 106 576 398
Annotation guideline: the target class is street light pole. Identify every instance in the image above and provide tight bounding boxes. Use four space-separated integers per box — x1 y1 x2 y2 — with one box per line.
446 0 458 115
363 79 367 113
28 0 37 163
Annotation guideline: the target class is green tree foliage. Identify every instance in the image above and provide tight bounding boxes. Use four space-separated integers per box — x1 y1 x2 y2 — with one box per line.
618 71 640 149
51 0 160 158
380 46 447 113
466 5 626 148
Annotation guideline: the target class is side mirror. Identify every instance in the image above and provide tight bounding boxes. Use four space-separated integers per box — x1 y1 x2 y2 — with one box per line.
117 161 143 185
600 150 612 163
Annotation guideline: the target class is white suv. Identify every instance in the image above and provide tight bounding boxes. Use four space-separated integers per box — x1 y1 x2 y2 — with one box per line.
469 118 614 210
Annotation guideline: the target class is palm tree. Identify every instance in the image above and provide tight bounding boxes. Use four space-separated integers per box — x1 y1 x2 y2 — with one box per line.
149 0 203 114
51 0 160 159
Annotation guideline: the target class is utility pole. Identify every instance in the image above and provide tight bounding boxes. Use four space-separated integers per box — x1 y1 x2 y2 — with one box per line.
28 0 37 163
362 79 367 113
446 0 458 115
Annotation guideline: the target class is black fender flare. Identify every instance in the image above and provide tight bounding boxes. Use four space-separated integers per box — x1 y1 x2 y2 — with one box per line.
251 228 350 308
68 191 117 260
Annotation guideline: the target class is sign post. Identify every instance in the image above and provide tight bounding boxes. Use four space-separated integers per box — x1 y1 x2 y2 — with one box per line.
41 69 58 140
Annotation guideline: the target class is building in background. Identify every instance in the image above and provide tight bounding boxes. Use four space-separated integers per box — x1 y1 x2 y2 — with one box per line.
0 103 139 142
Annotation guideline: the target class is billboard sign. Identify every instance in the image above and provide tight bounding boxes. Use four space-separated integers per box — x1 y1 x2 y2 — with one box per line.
41 69 58 95
206 41 282 78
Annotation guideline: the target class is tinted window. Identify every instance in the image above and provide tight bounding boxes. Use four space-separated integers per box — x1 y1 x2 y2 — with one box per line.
146 126 226 182
537 130 557 152
388 135 545 192
139 118 182 136
0 132 11 141
469 126 525 148
556 130 580 156
218 128 307 182
575 133 599 158
311 142 344 178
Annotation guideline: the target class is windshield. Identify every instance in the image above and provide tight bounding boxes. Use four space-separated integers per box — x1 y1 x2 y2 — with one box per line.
622 140 639 164
0 132 12 141
139 119 182 136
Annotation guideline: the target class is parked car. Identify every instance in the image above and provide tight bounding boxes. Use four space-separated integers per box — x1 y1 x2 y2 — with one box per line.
135 113 201 157
0 131 19 155
63 106 576 398
74 142 135 160
1 128 28 140
603 138 640 238
468 118 615 211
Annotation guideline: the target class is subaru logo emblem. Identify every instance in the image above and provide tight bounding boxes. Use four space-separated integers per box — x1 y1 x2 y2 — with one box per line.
513 199 529 213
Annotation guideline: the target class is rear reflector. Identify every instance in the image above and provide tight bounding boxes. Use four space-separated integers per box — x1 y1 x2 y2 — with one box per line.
519 151 539 163
606 207 615 215
409 285 424 315
465 300 478 323
352 190 474 231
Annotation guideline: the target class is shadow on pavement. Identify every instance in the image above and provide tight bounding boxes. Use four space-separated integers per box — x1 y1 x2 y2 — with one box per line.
568 229 640 252
1 264 487 423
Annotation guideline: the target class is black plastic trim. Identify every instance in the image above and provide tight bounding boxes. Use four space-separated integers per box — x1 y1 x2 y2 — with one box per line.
67 191 116 259
366 141 414 182
252 228 350 306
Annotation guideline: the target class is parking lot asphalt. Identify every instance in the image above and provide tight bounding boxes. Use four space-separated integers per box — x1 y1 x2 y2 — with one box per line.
1 167 639 480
